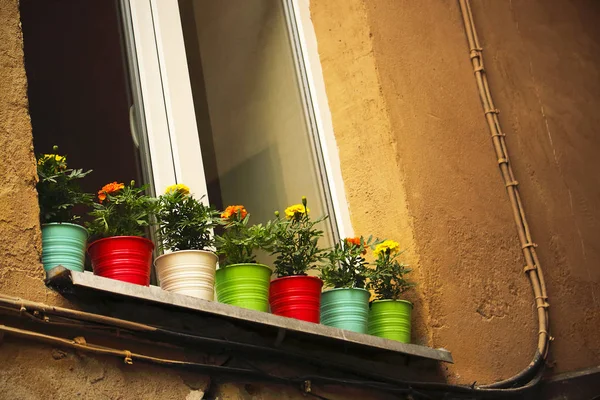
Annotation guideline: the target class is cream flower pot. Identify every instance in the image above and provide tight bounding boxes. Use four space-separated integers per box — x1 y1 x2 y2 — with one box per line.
154 250 218 300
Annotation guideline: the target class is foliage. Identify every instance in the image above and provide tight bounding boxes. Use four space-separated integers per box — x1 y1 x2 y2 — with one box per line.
320 236 380 289
267 197 328 277
215 205 274 267
155 184 219 251
36 146 93 224
87 180 157 238
366 240 415 300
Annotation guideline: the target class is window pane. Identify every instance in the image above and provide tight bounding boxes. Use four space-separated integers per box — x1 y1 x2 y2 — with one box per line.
179 0 337 248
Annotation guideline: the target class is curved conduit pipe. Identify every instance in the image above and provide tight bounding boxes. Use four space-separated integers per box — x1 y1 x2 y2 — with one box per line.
458 0 551 389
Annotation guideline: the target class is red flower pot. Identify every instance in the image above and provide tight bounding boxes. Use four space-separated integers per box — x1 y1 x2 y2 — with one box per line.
87 236 154 286
269 275 323 323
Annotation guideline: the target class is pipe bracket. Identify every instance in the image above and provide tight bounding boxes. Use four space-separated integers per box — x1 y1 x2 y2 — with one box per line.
469 47 483 59
523 265 536 273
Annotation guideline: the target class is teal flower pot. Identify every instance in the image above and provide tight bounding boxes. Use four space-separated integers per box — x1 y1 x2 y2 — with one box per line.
320 288 370 333
215 263 272 312
368 299 413 343
41 223 88 273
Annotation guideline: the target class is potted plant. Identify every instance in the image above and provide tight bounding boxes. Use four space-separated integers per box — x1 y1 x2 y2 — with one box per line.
268 197 328 323
214 205 274 311
366 240 415 343
154 184 220 300
87 180 157 285
36 146 92 273
319 236 379 333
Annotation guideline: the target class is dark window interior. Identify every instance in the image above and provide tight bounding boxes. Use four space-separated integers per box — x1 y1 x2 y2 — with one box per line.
20 0 143 200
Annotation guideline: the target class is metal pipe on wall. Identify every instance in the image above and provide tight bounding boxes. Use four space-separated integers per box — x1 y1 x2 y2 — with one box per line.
458 0 551 389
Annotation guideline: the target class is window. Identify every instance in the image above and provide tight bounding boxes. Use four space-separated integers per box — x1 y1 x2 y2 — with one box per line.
123 0 353 249
21 0 153 199
22 0 352 257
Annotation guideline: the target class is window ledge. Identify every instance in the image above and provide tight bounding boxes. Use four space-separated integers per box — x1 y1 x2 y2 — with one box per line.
46 267 452 366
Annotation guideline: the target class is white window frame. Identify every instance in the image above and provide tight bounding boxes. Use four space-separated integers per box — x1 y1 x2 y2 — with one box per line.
123 0 353 238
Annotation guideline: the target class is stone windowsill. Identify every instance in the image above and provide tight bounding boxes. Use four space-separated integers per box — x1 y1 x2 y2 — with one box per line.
45 268 452 368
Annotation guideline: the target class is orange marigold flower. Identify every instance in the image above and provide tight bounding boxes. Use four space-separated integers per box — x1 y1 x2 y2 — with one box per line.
103 182 125 194
345 237 367 254
221 205 248 220
345 237 361 247
98 181 125 203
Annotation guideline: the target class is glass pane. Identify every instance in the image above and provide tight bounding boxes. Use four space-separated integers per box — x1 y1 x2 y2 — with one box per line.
179 0 337 251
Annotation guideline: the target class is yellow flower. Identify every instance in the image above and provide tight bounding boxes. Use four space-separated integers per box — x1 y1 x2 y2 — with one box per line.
284 203 310 219
38 154 66 166
165 183 190 196
374 240 400 256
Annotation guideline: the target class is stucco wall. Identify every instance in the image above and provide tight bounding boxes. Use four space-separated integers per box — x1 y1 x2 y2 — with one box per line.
311 0 600 385
0 0 202 397
0 3 401 399
0 0 45 303
472 0 600 374
2 0 599 396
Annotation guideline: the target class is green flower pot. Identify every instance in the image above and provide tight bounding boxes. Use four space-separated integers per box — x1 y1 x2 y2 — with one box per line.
215 263 272 312
41 223 88 273
320 288 370 333
368 299 413 343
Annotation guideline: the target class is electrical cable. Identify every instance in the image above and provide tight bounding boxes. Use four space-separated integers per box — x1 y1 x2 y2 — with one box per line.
0 318 542 398
0 293 543 396
0 295 396 385
458 0 551 390
0 323 420 398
